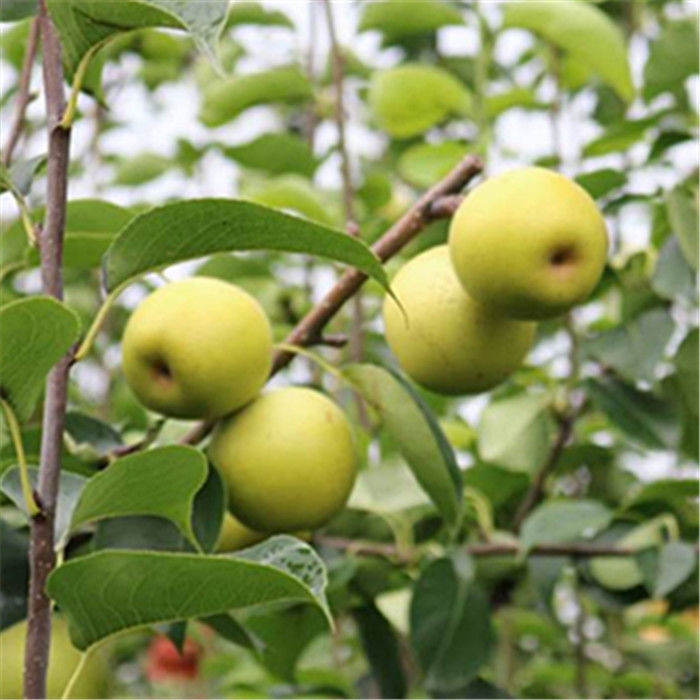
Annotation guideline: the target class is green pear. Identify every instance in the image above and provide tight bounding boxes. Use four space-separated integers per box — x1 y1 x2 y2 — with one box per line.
449 167 608 320
382 246 535 395
121 277 273 419
0 616 109 699
215 512 311 552
209 387 357 532
589 520 666 591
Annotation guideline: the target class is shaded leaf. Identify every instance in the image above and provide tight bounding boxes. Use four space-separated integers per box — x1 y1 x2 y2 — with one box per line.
666 186 698 271
575 169 626 199
652 236 697 302
47 536 331 650
652 542 697 598
64 411 123 460
0 520 29 630
102 199 389 293
344 364 463 527
0 0 36 21
0 297 80 421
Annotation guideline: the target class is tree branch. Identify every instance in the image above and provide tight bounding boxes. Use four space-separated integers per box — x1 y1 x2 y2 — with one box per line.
25 2 72 697
2 17 40 167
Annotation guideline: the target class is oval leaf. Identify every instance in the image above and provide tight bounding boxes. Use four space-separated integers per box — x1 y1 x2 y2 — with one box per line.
70 445 208 548
359 0 463 43
344 363 462 527
46 535 330 650
0 297 81 421
102 198 388 292
503 0 634 101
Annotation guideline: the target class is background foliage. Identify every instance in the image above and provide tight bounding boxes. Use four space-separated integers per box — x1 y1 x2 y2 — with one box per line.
0 1 698 698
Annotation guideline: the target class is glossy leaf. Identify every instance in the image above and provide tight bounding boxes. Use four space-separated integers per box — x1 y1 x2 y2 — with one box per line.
369 64 471 138
503 0 634 101
70 446 208 548
0 297 80 421
102 199 389 292
344 364 463 527
47 536 331 650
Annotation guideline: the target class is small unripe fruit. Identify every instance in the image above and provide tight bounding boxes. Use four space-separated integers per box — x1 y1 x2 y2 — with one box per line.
215 511 266 551
209 388 357 532
0 617 109 699
449 167 608 320
121 277 273 419
383 246 535 395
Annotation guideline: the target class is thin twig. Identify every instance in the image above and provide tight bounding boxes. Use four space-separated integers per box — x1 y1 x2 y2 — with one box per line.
25 2 72 696
2 17 40 167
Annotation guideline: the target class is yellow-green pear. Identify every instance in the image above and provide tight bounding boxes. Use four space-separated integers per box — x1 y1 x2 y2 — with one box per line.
382 246 535 395
209 387 357 532
215 512 312 552
449 167 608 320
0 616 109 699
121 277 273 419
590 520 666 591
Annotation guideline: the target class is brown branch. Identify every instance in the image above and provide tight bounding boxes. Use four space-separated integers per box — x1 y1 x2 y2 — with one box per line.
316 536 699 563
2 17 40 167
25 2 72 697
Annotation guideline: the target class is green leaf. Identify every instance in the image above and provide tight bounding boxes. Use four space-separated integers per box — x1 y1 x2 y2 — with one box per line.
410 555 493 694
0 520 29 630
222 134 317 177
0 155 46 197
0 0 36 21
242 175 338 226
5 199 132 272
672 330 699 418
200 66 312 127
368 64 471 138
224 1 293 29
0 297 80 421
652 542 697 598
47 535 331 650
652 236 696 302
583 308 674 383
47 0 228 82
113 153 171 186
70 446 208 548
478 393 555 474
575 169 626 199
102 199 389 293
643 20 699 102
521 500 613 551
344 364 463 527
666 186 698 271
485 87 544 117
358 0 463 43
1 468 87 548
64 411 123 460
503 0 633 101
586 376 679 449
625 478 698 510
398 142 467 188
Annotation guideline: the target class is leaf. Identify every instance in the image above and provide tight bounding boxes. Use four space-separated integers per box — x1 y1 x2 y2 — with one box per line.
64 411 123 460
47 0 228 82
477 393 555 474
575 169 626 199
666 186 698 271
47 535 331 650
583 114 661 158
5 199 132 271
191 463 226 553
503 0 633 101
1 468 87 548
583 307 674 383
0 155 46 197
344 364 463 527
652 542 697 598
113 153 171 186
410 555 493 694
398 142 467 188
485 87 544 117
358 0 463 43
0 297 81 421
586 376 679 449
625 478 699 509
222 133 317 177
672 330 699 418
0 0 36 21
102 199 389 293
224 1 293 29
352 603 407 699
520 500 613 551
368 64 471 138
643 20 699 102
652 236 697 302
0 520 29 631
70 446 208 548
242 175 338 226
200 67 312 127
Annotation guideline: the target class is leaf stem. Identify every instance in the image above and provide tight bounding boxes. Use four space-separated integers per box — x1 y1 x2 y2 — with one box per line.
73 287 120 362
59 46 98 130
60 648 92 700
0 398 40 517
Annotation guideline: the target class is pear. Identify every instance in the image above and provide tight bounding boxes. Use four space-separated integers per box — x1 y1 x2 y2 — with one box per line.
449 167 608 320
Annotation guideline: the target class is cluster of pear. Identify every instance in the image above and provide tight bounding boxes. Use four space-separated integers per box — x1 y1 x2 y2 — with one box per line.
383 167 608 395
121 277 357 546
